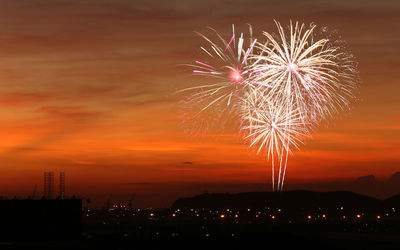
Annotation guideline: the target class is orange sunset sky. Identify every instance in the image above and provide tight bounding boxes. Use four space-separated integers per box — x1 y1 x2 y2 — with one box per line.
0 0 399 207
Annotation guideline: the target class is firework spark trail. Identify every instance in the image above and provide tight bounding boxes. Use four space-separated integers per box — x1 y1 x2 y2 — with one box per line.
179 21 359 191
240 89 309 191
245 21 359 190
177 24 259 120
251 22 357 126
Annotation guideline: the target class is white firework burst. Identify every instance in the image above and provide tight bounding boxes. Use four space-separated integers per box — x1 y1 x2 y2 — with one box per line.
241 89 309 191
249 21 359 129
178 21 360 191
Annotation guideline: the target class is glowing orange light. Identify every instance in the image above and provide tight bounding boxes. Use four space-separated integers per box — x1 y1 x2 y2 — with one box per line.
150 213 154 217
322 214 326 218
229 68 243 83
271 215 276 219
234 214 239 218
356 214 361 219
377 215 381 219
220 214 225 219
342 216 346 219
172 213 176 217
307 215 312 220
255 215 259 218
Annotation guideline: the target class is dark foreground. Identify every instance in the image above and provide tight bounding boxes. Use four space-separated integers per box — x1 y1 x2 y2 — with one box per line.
1 209 400 250
1 191 399 249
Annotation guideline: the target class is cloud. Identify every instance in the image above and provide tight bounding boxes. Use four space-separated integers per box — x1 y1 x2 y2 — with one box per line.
0 130 77 156
37 105 99 122
0 92 52 106
120 182 154 186
73 160 95 165
74 85 120 100
3 147 51 153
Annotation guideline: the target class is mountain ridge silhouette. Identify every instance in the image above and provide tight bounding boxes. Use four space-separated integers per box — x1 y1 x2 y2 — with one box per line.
281 172 400 200
172 190 400 213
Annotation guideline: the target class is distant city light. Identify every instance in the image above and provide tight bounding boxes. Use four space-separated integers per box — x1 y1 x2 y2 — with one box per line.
307 215 312 220
356 214 361 219
220 214 225 219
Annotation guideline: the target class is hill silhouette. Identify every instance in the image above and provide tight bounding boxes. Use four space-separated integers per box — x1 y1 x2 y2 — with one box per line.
385 194 400 208
282 172 400 200
172 190 400 215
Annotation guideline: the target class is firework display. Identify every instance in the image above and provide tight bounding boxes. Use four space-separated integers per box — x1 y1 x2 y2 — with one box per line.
241 89 309 191
180 21 359 191
177 24 259 132
249 21 358 130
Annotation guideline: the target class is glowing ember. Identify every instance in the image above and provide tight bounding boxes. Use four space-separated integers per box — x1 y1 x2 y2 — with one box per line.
229 68 243 83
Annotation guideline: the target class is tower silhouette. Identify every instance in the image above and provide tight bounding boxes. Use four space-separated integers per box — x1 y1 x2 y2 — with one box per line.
43 172 54 199
59 172 65 199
